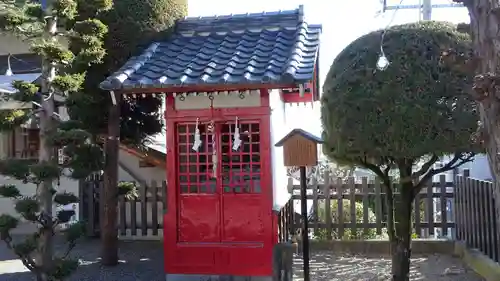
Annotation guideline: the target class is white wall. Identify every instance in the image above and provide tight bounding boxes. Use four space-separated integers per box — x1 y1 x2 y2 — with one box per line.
274 99 320 214
269 89 288 211
452 154 492 181
0 34 31 55
0 33 68 55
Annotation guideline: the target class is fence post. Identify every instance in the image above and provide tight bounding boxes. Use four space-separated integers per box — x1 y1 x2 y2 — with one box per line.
336 177 344 239
140 182 148 236
463 170 472 246
425 179 434 237
348 177 356 237
491 183 500 262
439 175 448 237
311 176 319 236
287 178 296 237
322 170 332 240
452 168 458 240
463 169 470 178
477 179 488 258
362 177 370 237
374 179 383 236
151 181 159 236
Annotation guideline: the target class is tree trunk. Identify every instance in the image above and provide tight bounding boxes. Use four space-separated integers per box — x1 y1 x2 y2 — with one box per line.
37 70 55 281
391 183 413 281
100 94 121 266
462 0 500 248
36 14 57 281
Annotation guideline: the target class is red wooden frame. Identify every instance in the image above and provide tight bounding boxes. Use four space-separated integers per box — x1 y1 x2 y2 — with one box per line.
163 89 274 276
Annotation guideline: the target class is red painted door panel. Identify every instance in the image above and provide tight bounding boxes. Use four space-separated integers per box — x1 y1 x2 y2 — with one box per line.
178 196 219 242
165 119 272 276
222 195 264 242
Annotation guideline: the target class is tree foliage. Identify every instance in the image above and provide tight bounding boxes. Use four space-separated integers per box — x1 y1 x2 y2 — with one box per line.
0 0 111 279
322 21 479 185
321 21 478 280
322 15 473 184
67 0 188 146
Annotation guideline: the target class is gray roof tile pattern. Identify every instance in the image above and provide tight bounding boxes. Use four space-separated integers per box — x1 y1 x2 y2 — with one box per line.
99 6 321 91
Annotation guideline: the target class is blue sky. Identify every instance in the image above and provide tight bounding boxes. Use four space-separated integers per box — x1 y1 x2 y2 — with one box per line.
187 0 471 134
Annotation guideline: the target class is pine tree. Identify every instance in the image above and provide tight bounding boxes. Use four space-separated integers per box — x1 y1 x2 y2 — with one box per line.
0 0 111 280
66 0 187 265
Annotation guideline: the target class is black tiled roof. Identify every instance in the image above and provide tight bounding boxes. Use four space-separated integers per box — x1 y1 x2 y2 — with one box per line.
99 6 321 91
0 53 41 74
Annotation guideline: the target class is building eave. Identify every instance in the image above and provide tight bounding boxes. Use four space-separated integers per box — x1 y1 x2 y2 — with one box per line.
108 82 298 95
119 144 166 167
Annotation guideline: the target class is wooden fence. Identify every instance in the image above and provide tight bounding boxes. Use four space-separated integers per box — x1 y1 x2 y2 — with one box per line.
279 173 455 240
80 168 500 260
81 173 455 240
455 170 500 262
79 176 166 239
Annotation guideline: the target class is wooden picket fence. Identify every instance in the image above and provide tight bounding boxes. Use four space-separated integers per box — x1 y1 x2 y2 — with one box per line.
80 167 500 261
455 170 500 262
79 175 166 239
278 173 455 241
80 173 455 240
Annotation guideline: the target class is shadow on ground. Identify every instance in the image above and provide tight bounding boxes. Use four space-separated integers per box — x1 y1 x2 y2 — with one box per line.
0 239 165 281
0 240 485 281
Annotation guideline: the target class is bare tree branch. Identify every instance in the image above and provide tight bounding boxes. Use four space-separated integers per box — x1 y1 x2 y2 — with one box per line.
411 154 439 180
414 152 475 193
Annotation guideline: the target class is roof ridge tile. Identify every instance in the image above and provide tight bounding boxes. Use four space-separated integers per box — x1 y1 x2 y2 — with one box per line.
100 6 321 90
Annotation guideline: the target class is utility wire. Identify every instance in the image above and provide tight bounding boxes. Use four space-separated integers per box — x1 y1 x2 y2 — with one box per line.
377 0 405 70
3 53 42 75
334 0 404 79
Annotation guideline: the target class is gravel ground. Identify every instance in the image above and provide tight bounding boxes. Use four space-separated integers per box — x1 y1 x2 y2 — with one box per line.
293 252 484 281
0 239 484 281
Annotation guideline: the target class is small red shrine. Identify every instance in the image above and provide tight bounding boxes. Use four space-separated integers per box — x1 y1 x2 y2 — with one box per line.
100 5 321 281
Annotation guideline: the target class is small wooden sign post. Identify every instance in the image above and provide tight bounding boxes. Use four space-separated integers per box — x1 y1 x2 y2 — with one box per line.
275 128 323 281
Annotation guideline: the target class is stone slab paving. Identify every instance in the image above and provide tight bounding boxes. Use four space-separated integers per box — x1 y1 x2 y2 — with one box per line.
0 240 485 281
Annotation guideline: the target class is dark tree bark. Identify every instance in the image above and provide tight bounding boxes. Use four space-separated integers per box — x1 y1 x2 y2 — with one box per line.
100 94 122 266
456 0 500 248
379 162 414 281
391 182 413 281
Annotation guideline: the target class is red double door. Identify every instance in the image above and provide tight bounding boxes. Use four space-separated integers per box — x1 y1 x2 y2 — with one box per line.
164 119 273 276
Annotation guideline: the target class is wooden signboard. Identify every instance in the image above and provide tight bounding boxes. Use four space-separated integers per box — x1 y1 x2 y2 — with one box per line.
274 128 322 167
275 128 323 281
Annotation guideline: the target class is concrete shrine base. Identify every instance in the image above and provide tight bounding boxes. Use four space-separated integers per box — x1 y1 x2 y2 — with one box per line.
165 274 272 281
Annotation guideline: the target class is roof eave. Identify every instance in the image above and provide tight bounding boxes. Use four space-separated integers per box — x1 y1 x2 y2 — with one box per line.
100 81 304 94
